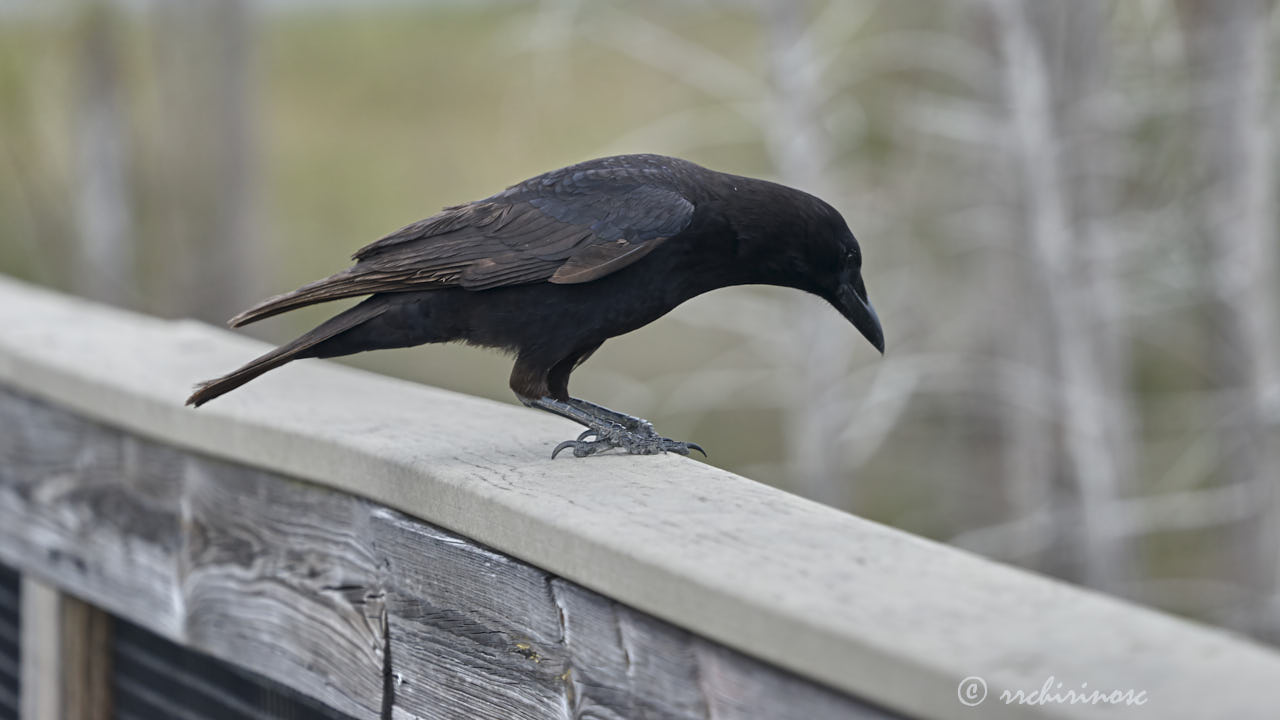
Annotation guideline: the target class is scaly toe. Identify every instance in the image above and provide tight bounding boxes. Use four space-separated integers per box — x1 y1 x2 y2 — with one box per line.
633 420 659 437
552 438 615 459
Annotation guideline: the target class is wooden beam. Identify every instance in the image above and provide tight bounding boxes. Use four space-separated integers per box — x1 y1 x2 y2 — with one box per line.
1 387 884 720
3 276 1280 718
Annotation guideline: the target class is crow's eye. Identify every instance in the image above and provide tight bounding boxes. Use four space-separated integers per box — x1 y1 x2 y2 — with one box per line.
845 247 861 267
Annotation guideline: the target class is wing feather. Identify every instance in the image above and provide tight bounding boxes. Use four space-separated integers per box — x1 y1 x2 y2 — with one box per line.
341 156 696 292
550 238 662 284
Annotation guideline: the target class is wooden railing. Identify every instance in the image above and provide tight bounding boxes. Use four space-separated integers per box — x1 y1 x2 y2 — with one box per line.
1 274 1278 720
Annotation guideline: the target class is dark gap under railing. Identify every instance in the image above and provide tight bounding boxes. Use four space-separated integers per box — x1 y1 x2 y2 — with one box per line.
112 617 356 720
0 563 19 720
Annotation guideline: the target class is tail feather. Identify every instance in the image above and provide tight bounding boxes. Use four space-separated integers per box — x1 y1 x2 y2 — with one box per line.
187 297 389 407
228 269 395 328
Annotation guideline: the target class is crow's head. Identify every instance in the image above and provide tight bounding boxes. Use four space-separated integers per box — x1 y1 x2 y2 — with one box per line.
788 197 884 355
823 228 884 354
725 177 884 354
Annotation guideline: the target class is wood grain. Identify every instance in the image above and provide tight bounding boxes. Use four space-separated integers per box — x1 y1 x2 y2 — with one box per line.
0 387 889 720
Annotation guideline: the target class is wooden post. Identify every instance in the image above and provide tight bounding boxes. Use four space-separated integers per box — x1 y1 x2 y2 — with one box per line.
20 579 112 720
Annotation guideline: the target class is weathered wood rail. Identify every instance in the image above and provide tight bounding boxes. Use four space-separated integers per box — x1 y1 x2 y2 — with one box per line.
1 274 1279 720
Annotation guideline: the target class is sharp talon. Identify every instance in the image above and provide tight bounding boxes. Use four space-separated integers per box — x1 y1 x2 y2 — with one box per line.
686 442 707 458
552 440 578 459
577 429 597 442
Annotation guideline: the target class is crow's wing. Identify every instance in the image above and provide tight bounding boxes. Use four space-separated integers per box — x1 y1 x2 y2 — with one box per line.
227 160 697 327
352 165 696 290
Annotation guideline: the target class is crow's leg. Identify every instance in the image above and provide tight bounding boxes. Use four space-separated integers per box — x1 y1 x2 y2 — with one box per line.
524 397 705 459
565 397 657 436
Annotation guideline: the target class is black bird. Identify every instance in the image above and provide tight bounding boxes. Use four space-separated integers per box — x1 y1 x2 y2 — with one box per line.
187 154 884 458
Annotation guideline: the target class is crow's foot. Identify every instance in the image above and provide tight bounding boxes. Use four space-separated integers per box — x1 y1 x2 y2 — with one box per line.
523 396 705 459
552 427 705 459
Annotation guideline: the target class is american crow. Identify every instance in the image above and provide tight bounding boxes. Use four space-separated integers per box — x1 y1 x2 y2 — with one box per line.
187 154 883 458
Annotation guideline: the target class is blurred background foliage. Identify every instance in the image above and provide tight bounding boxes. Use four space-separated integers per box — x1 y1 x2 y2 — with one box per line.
2 0 1278 645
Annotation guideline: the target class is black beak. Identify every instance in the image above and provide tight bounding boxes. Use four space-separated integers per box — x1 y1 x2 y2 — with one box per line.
835 277 884 354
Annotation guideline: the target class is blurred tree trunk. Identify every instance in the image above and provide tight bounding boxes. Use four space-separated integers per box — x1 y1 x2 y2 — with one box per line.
1176 0 1280 639
73 3 134 307
149 0 262 324
762 0 860 507
988 0 1136 594
1049 1 1141 595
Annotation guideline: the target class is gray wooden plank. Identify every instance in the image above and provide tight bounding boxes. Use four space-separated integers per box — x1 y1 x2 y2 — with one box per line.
0 386 891 720
375 514 570 720
180 456 387 720
0 408 185 640
551 578 711 720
